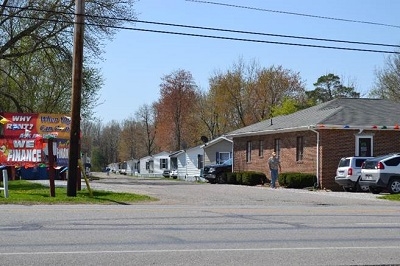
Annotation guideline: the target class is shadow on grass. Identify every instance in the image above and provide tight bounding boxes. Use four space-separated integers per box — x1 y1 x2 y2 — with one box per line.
6 181 46 190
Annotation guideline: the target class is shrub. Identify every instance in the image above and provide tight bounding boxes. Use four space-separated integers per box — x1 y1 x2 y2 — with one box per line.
236 172 243 184
278 172 316 188
227 172 237 184
239 171 267 186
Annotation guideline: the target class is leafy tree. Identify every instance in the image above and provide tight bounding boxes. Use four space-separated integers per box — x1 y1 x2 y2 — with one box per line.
155 69 200 151
370 51 400 101
90 146 107 171
208 60 305 137
0 0 136 117
272 97 301 116
251 65 305 121
306 73 360 104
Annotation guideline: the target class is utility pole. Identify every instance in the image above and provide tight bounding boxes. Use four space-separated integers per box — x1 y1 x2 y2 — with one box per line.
67 0 85 196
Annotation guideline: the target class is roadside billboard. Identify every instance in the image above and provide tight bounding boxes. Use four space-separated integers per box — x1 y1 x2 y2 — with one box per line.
0 112 71 139
0 112 71 167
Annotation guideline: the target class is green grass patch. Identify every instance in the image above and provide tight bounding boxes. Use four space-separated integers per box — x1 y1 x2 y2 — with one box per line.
378 193 400 201
0 180 158 205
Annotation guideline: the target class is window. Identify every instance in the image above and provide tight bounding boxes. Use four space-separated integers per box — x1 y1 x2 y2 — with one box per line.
145 161 150 170
296 136 304 161
216 152 230 164
259 140 264 157
356 136 373 157
246 141 252 162
197 154 204 169
385 157 400 166
274 138 281 157
160 158 168 169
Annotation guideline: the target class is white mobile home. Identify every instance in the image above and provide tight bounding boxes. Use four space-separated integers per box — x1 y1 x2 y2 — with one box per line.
170 146 204 181
139 152 171 177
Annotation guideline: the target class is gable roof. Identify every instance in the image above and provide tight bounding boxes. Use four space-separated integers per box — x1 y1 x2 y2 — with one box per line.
226 98 400 137
201 136 233 148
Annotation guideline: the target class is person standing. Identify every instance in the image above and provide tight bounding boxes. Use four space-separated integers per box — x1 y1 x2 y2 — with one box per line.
268 152 281 188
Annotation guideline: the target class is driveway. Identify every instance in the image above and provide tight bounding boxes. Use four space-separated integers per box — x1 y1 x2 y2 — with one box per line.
83 172 391 206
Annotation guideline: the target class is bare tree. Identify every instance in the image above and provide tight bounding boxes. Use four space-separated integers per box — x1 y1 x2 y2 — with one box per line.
370 51 400 101
136 104 157 156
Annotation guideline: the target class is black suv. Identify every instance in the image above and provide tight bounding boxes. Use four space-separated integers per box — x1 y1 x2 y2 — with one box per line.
203 158 232 184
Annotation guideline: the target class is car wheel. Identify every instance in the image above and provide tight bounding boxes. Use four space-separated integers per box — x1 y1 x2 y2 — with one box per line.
369 187 383 194
357 184 370 192
356 180 369 192
343 187 353 192
388 179 400 194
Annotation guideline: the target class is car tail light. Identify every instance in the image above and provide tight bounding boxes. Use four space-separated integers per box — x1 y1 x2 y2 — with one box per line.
348 168 353 175
377 162 385 169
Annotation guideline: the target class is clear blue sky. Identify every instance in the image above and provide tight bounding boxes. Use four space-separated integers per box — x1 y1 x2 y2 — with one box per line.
94 0 400 123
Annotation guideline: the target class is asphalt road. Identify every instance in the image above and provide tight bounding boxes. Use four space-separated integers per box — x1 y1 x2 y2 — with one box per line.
0 173 399 266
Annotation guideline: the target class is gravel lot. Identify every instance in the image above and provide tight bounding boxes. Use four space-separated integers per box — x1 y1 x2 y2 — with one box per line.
32 172 394 206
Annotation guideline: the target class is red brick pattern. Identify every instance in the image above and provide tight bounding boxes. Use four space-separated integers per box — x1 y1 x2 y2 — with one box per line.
233 129 400 190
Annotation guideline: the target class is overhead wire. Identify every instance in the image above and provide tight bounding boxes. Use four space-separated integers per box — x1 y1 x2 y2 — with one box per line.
1 4 399 54
185 0 400 29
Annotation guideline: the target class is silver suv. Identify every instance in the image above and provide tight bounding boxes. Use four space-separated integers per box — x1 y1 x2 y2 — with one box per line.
360 153 400 194
335 157 372 192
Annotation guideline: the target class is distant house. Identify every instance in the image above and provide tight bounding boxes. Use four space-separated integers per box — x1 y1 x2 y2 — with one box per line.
138 151 171 177
126 159 139 175
169 146 204 181
139 155 152 175
202 136 233 165
225 98 400 190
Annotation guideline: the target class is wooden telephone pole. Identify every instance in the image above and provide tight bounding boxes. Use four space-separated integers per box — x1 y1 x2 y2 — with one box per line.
67 0 85 196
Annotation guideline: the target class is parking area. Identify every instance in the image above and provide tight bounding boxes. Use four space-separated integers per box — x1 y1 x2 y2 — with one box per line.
74 172 389 206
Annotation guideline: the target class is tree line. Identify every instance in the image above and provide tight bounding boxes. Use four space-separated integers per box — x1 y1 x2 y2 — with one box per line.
1 1 399 170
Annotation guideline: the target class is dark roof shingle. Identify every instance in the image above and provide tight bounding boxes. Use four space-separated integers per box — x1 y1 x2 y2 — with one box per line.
227 98 400 137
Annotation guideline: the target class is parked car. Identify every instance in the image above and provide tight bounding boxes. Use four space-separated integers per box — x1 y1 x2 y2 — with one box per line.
334 156 372 192
203 158 232 184
360 153 400 194
162 169 171 178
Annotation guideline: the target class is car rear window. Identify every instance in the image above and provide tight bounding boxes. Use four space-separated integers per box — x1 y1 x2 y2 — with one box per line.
363 160 378 169
355 159 367 167
338 158 350 167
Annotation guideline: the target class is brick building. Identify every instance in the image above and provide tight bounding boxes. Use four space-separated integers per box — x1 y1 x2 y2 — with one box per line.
225 98 400 190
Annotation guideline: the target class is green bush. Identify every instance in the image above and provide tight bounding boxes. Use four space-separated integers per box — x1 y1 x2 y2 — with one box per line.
227 172 237 184
237 171 267 186
278 172 316 188
236 172 243 185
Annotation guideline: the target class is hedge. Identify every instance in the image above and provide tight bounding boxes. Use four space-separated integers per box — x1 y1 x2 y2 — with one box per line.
228 171 267 186
278 172 316 188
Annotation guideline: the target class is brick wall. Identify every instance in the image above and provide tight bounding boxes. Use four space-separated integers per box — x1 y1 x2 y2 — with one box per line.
233 129 400 191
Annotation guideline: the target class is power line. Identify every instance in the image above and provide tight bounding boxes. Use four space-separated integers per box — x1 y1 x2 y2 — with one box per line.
99 25 399 54
186 0 400 29
2 5 399 54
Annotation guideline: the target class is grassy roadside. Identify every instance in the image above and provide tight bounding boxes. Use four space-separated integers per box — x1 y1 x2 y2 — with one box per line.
0 180 158 205
378 193 400 201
